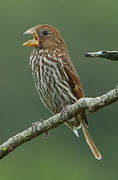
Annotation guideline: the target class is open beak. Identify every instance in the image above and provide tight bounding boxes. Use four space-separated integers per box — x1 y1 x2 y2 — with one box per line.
23 27 39 47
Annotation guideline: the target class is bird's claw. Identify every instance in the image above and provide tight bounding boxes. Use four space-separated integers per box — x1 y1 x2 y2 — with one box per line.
61 105 71 121
31 120 49 139
32 119 43 127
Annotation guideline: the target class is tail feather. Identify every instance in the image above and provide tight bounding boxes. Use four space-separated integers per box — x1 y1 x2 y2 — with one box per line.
81 121 102 160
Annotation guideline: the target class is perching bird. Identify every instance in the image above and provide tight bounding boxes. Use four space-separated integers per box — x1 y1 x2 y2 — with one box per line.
23 24 101 160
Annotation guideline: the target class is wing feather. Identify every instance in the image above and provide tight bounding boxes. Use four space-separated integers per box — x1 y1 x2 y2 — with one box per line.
61 56 88 126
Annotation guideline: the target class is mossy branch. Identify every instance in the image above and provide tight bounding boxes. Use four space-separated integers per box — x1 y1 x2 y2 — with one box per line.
0 86 118 160
85 50 118 61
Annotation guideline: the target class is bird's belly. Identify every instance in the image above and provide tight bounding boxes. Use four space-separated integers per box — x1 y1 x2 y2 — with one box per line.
33 66 77 114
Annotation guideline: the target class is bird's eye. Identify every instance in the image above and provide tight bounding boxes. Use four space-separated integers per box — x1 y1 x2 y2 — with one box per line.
42 30 50 36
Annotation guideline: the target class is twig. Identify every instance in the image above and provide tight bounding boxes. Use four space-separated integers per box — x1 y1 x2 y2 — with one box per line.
0 86 118 160
85 50 118 61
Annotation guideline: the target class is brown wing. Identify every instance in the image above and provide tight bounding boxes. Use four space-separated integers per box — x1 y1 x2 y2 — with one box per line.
62 56 88 126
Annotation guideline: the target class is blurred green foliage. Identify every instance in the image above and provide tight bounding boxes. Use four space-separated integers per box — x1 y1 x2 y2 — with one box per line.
0 0 118 179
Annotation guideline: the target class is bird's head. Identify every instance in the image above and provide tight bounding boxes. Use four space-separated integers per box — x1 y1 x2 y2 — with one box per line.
23 24 66 53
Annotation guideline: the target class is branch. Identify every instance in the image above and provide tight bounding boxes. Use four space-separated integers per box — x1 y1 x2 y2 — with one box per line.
0 86 118 160
85 50 118 61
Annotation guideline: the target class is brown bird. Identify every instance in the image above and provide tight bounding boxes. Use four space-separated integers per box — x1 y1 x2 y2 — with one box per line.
23 24 101 160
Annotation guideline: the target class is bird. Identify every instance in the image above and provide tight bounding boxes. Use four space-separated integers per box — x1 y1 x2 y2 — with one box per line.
23 24 101 160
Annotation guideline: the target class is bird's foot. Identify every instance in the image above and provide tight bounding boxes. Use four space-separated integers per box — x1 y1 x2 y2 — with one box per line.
31 120 43 137
32 119 43 127
61 105 71 122
31 120 49 139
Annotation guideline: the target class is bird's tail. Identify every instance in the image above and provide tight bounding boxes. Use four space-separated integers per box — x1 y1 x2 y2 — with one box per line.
81 121 102 160
66 115 102 160
72 121 102 160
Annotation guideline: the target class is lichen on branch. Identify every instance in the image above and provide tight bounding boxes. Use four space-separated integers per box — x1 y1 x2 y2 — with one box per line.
85 50 118 61
0 86 118 160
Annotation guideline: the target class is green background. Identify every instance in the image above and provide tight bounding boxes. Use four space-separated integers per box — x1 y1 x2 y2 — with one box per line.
0 0 118 179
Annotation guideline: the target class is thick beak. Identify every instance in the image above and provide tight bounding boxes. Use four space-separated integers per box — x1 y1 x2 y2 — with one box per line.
23 27 39 47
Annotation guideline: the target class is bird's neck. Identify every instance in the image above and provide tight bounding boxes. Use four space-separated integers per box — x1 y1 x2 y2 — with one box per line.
29 47 70 72
36 47 67 59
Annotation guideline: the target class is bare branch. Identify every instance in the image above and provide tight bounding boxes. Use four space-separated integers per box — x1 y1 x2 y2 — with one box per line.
0 86 118 160
85 50 118 61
